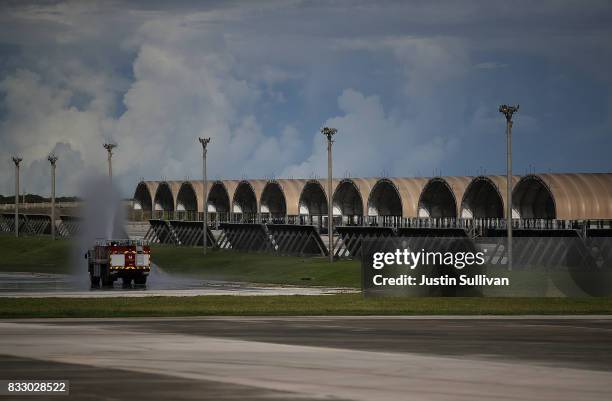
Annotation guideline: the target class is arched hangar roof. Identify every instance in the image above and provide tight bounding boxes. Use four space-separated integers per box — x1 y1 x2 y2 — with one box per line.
442 175 473 215
482 175 521 218
516 173 612 220
388 177 429 217
153 180 182 210
337 178 376 213
133 181 159 211
272 179 308 216
138 173 612 220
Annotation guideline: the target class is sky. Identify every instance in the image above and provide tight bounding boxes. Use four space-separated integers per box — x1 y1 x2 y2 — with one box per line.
0 0 611 197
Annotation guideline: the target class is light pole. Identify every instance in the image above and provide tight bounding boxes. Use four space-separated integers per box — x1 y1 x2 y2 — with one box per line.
321 127 337 263
103 143 117 184
48 154 58 240
12 156 22 237
199 137 211 255
499 104 519 271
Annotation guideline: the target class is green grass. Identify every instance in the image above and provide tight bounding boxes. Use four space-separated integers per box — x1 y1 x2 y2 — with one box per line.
0 235 72 274
1 236 611 318
151 246 360 287
1 295 611 318
0 235 360 287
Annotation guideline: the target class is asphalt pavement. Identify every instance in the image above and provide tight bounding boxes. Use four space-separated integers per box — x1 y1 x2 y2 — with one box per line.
1 316 611 400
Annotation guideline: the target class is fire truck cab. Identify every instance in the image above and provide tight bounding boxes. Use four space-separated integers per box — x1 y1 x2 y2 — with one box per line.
87 239 151 289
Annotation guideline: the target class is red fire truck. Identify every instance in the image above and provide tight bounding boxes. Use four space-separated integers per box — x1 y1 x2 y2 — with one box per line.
87 239 151 288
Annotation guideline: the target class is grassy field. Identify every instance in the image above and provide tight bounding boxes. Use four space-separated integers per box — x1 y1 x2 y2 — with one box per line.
1 295 611 318
0 235 72 274
1 236 611 318
0 235 359 287
152 245 360 287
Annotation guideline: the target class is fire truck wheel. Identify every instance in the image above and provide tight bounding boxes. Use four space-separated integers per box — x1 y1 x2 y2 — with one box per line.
134 276 147 286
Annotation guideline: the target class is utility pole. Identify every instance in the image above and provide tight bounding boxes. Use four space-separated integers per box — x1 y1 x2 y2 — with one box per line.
12 156 22 237
499 104 519 271
48 154 58 240
199 137 211 255
103 143 117 184
321 127 337 263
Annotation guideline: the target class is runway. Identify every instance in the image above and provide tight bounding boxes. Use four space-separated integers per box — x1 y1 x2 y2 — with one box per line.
1 316 611 400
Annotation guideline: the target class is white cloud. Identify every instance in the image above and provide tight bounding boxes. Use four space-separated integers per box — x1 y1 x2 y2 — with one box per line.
282 89 455 179
0 5 304 195
108 14 310 186
0 69 110 195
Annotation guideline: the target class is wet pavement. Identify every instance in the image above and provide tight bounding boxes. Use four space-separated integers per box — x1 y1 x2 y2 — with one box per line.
0 271 355 297
0 272 74 292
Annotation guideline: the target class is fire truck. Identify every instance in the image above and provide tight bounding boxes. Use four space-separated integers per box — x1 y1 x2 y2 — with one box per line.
87 239 151 288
